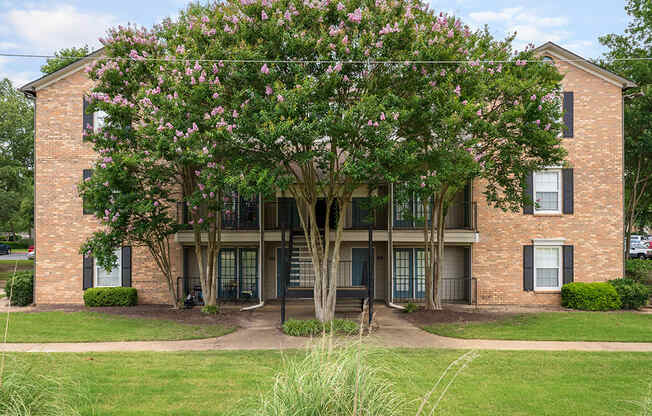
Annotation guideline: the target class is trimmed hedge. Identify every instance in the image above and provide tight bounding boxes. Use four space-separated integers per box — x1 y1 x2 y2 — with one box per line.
608 278 649 310
561 282 622 311
83 287 138 307
0 239 33 249
282 319 359 337
4 271 33 306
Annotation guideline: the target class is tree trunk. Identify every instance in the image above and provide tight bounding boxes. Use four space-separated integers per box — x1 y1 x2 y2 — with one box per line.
423 197 435 310
431 194 446 311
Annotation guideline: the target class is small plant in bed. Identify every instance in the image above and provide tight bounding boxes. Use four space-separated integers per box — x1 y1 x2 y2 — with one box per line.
561 282 621 311
403 302 420 313
201 305 219 314
83 287 137 307
282 319 358 337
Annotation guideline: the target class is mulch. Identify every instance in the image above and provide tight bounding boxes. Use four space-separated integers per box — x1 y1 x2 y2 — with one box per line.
400 308 515 327
24 304 244 327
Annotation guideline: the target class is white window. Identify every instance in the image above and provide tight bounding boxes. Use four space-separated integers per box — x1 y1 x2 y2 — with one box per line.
95 249 122 287
533 170 561 213
534 246 561 290
93 110 108 133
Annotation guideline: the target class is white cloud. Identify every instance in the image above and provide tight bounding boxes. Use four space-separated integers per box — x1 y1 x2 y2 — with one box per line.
468 6 571 50
0 4 117 53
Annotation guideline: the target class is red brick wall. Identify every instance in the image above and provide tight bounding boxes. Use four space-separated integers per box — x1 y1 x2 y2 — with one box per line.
33 69 180 304
472 59 624 304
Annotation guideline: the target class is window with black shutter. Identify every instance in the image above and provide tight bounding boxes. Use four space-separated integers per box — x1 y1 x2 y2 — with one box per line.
563 245 574 285
121 246 132 287
523 173 534 215
523 245 534 291
562 168 574 214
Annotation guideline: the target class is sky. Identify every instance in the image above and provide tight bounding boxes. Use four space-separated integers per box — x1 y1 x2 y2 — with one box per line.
0 0 631 88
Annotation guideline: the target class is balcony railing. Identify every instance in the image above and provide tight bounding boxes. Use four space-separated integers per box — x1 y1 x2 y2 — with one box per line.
393 202 477 231
262 200 388 231
177 201 259 230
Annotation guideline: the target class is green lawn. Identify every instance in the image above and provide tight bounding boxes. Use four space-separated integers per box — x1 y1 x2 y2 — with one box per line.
4 349 652 415
424 312 652 342
3 311 234 342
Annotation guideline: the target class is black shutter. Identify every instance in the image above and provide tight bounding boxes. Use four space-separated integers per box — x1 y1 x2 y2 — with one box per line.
463 183 471 228
83 96 93 133
523 245 534 291
562 92 574 138
562 168 574 214
83 255 94 290
523 173 534 215
121 246 132 287
563 245 574 285
82 169 93 215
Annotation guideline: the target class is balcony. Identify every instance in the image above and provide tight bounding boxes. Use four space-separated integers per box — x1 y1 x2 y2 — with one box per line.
177 200 259 230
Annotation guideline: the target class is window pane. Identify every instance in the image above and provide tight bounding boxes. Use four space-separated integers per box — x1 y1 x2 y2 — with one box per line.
534 172 559 192
536 192 558 211
415 249 425 297
95 249 121 287
219 250 237 298
395 250 411 295
536 268 559 287
535 247 559 268
239 249 257 297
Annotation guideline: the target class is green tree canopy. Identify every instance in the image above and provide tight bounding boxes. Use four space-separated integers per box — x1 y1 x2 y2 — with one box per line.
40 45 91 75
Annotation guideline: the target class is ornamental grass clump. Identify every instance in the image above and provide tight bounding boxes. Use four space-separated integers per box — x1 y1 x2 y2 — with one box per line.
0 359 87 416
256 339 404 416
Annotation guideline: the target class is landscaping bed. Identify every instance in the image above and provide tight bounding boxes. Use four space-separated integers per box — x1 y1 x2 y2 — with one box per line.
419 311 652 342
4 349 652 415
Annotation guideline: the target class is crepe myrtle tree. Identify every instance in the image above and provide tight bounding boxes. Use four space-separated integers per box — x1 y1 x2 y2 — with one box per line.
190 0 425 322
394 21 566 310
80 19 267 308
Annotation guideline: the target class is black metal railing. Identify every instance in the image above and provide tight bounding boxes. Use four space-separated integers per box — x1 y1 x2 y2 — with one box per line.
262 200 388 231
392 276 471 303
393 202 477 231
177 201 259 230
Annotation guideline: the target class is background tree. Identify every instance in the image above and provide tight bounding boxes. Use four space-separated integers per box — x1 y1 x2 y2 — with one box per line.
600 0 652 255
0 78 34 238
396 25 566 309
40 45 91 75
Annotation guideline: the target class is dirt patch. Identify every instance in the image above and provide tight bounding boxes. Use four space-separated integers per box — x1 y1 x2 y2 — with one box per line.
25 304 245 327
400 308 515 327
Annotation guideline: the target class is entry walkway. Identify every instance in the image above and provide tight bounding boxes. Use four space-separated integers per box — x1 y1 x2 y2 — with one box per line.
1 305 652 353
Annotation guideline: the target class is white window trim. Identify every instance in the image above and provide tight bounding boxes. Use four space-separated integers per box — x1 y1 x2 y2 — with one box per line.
533 169 562 214
533 245 562 291
94 249 122 288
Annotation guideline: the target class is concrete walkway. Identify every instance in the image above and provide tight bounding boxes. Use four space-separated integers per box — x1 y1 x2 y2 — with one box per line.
1 305 652 353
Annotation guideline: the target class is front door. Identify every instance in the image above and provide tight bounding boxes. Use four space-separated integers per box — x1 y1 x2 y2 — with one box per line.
351 248 373 287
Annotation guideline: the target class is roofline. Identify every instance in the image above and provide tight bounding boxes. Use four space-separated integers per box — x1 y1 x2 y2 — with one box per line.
18 48 105 95
534 42 636 89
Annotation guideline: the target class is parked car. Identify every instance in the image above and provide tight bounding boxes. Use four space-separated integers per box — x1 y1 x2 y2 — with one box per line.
629 243 652 259
27 245 34 253
0 244 10 255
26 250 35 260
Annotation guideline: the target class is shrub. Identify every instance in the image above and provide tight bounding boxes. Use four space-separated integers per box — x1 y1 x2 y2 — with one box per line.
625 259 652 282
609 278 650 309
0 239 34 249
201 305 219 314
404 302 419 313
4 271 33 306
282 319 359 337
561 282 622 311
255 341 404 415
83 287 137 307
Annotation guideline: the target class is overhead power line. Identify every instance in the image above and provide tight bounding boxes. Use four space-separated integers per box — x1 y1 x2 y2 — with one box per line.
1 52 652 65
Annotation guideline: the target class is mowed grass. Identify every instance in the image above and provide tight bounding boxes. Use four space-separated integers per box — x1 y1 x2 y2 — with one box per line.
4 311 234 342
4 349 652 416
424 312 652 342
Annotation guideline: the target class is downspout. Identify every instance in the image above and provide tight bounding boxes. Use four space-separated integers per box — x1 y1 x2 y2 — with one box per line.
386 183 404 311
241 192 264 311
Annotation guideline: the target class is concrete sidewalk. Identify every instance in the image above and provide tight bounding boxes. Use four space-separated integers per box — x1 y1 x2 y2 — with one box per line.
1 305 652 353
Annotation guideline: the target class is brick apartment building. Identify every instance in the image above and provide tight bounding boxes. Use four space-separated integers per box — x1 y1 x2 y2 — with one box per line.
19 42 634 306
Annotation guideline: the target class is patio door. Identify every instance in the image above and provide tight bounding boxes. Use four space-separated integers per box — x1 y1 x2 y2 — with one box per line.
217 248 258 300
351 248 373 287
393 248 413 299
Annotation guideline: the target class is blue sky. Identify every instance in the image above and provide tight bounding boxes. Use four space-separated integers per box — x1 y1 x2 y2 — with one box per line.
0 0 630 87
